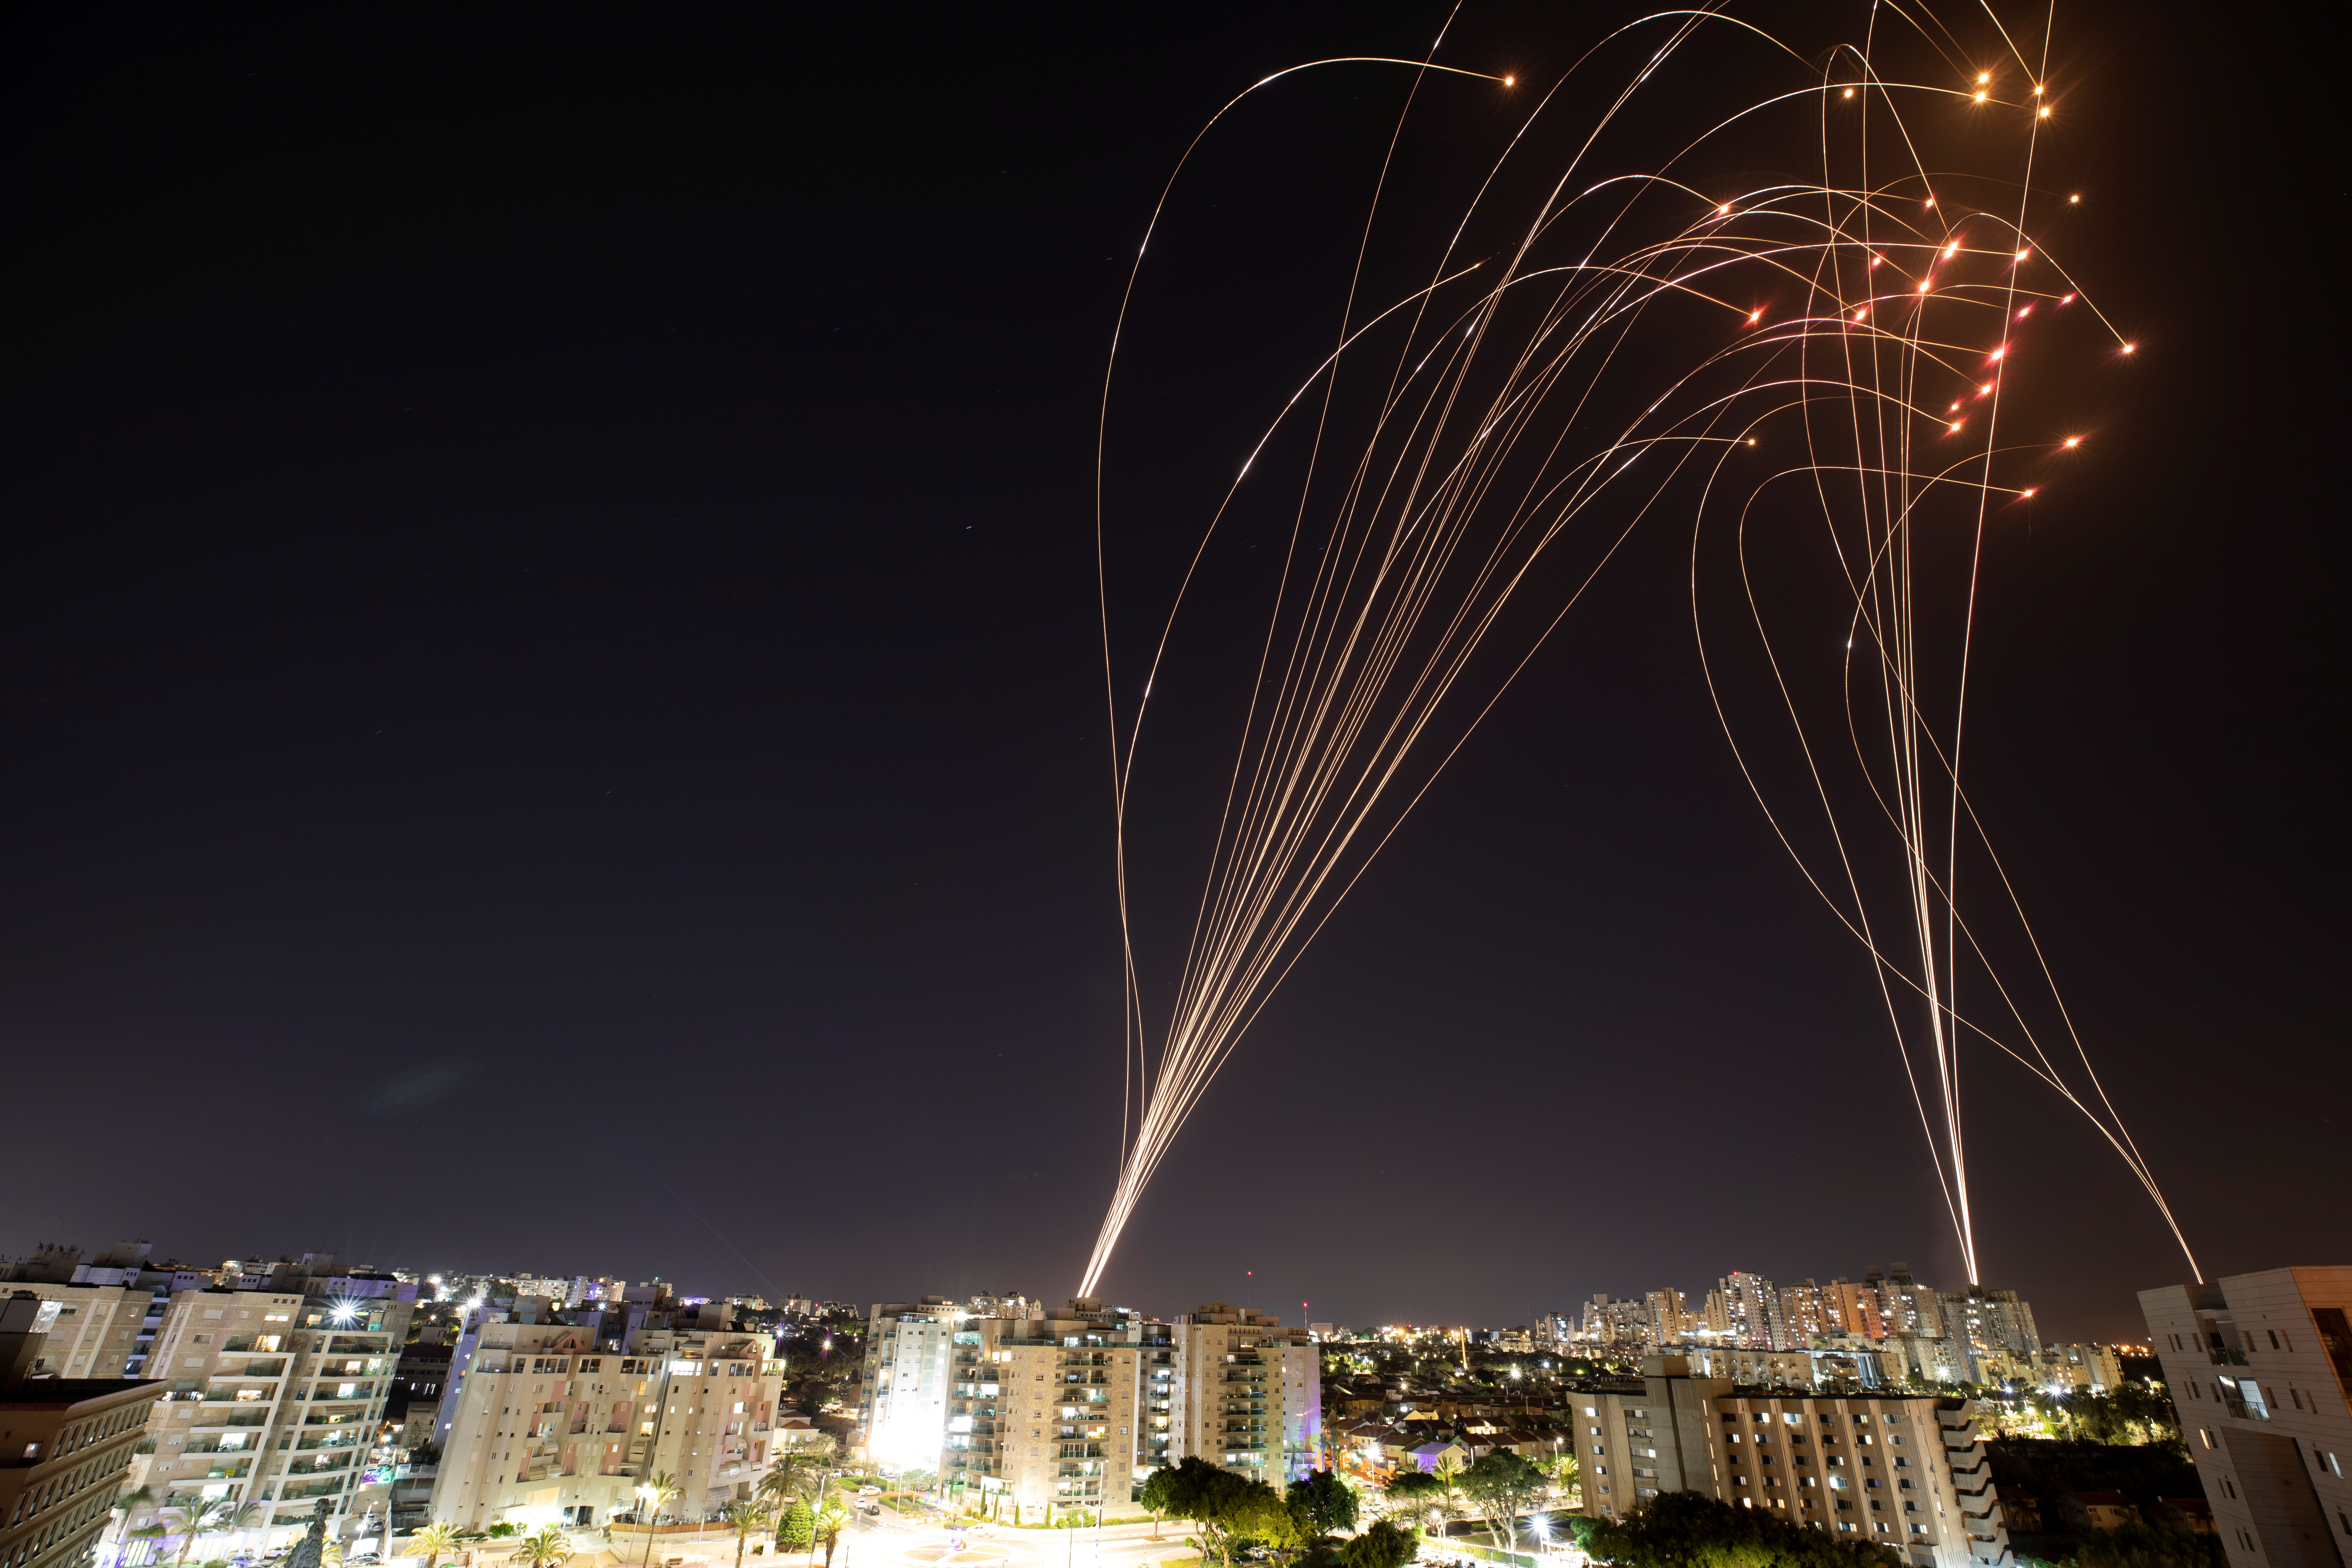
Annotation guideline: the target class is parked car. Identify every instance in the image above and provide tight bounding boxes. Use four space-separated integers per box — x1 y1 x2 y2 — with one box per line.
857 1486 883 1497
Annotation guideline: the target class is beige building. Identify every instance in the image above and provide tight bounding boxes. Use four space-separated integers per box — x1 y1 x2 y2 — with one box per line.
0 1293 167 1568
428 1322 785 1530
2140 1267 2352 1568
1572 1355 2005 1568
115 1260 413 1552
955 1299 1161 1519
1169 1304 1320 1486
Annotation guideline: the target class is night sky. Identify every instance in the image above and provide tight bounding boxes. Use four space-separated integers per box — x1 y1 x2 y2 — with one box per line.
2 0 2336 1344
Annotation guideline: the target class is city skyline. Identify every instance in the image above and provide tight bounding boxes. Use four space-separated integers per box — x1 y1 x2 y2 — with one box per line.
2 0 2338 1344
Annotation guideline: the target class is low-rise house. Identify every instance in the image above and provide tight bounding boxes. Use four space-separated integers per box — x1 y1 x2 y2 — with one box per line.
2055 1493 2142 1533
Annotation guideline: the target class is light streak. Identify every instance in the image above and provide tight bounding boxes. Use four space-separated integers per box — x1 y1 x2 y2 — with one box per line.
1082 0 2196 1298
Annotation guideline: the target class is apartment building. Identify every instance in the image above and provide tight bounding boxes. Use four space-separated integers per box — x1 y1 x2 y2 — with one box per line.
1826 1280 1890 1341
862 1299 965 1470
427 1321 785 1530
0 1245 214 1381
0 1294 167 1568
1646 1291 1691 1346
120 1260 413 1549
1582 1297 1653 1352
949 1299 1166 1518
2140 1267 2352 1568
1679 1345 1892 1391
1935 1290 2040 1368
1170 1304 1320 1487
1572 1356 2004 1568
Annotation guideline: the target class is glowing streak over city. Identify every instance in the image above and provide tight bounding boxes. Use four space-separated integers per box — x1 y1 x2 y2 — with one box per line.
1079 2 2198 1297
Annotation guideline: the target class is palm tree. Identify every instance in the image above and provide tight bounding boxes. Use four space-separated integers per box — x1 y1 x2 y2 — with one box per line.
811 1499 850 1568
758 1454 829 1552
723 1501 776 1568
411 1522 460 1568
636 1474 682 1568
514 1525 572 1568
150 1499 265 1568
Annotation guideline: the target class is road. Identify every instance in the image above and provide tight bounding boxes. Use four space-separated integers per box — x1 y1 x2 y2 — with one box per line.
830 1509 1196 1568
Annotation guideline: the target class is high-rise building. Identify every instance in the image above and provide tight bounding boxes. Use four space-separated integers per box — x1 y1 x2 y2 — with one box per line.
1646 1291 1690 1347
2140 1267 2352 1568
1872 1266 1944 1341
1170 1304 1321 1488
0 1293 166 1568
1935 1289 2040 1373
1781 1282 1831 1348
1826 1279 1890 1341
1571 1354 2006 1568
1716 1273 1788 1350
952 1298 1164 1519
121 1257 414 1551
1582 1296 1653 1351
427 1320 785 1530
860 1298 965 1470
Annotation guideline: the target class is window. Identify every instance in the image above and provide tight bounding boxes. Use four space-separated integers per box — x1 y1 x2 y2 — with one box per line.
2269 1331 2281 1350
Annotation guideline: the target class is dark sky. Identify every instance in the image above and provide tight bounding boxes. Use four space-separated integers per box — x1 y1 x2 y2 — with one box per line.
2 0 2336 1345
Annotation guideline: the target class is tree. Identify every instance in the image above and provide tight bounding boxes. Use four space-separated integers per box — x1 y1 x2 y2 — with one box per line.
761 1453 831 1548
411 1523 459 1568
514 1526 573 1568
1140 1458 1286 1568
1138 1467 1178 1541
147 1498 265 1568
1288 1471 1359 1537
778 1501 815 1554
2076 1523 2227 1568
1461 1452 1547 1552
1583 1490 1901 1568
724 1502 777 1568
637 1474 682 1568
1337 1520 1419 1568
812 1498 851 1568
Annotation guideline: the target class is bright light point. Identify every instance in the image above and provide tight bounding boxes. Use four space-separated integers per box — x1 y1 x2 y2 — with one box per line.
2039 105 2051 117
1854 308 1867 321
1869 255 1883 267
1747 438 1757 446
1748 309 1762 322
1951 421 1963 432
1945 243 1959 258
1978 72 1991 83
2060 292 2076 303
1949 402 1961 412
2064 436 2081 447
1926 198 1937 208
2021 488 2036 498
2034 84 2045 95
1503 75 1515 87
2017 249 2031 261
1843 87 1855 98
1717 204 1731 216
1979 384 1993 394
1975 91 1988 102
1990 347 2006 360
2017 305 2033 317
2069 194 2080 203
1919 282 1931 293
2122 342 2135 353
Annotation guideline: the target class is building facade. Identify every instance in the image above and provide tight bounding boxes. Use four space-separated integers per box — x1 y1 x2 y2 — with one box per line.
121 1260 414 1549
1572 1354 2005 1568
2140 1267 2352 1568
1170 1304 1320 1487
0 1293 167 1568
427 1322 785 1530
860 1299 962 1471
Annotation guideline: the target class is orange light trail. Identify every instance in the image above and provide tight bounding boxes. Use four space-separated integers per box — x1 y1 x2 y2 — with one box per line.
1082 0 2196 1299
